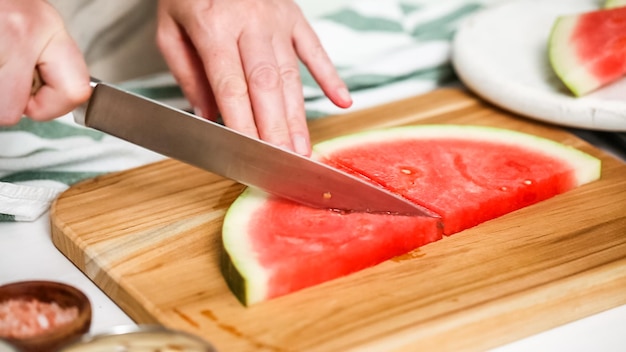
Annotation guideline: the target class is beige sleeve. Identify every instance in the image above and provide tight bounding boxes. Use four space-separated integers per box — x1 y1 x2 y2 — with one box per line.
49 0 169 83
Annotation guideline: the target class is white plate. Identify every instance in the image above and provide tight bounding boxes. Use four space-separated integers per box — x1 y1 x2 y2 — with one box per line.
452 0 626 131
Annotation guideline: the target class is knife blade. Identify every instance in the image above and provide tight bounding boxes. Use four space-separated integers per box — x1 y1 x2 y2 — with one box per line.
73 80 436 217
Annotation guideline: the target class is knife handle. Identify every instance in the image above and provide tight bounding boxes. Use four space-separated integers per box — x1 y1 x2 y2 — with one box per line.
31 68 101 125
31 68 43 95
73 77 103 126
31 69 100 95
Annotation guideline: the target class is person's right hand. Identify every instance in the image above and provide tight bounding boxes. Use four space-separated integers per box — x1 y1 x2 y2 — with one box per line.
0 0 91 126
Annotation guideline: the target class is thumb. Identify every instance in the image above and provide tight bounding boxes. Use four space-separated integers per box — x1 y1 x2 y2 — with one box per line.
25 29 91 120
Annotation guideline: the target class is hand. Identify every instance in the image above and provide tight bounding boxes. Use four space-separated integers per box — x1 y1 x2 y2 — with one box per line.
156 0 352 156
0 0 90 126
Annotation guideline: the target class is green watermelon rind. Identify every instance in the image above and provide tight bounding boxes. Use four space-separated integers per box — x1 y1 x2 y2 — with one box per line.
221 187 271 305
548 15 600 97
222 125 601 306
314 125 601 186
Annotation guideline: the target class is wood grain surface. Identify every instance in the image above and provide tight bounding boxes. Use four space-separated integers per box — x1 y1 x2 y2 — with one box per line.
50 89 626 351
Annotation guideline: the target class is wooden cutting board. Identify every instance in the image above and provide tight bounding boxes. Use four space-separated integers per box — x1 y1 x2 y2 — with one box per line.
50 89 626 351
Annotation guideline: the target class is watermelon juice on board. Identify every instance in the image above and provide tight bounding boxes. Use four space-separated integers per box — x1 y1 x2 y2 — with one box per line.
220 125 602 306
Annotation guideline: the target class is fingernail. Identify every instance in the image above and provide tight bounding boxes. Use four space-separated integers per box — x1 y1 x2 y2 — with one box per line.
293 135 311 156
193 107 203 117
338 87 352 105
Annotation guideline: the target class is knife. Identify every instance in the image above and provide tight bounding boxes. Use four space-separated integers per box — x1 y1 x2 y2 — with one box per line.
72 79 436 217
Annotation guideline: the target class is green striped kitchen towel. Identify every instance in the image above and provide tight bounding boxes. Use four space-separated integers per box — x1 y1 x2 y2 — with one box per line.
0 0 484 221
302 0 484 118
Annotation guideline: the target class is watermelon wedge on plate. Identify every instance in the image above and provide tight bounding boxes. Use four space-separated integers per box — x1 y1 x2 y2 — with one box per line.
221 125 601 306
549 6 626 96
452 0 626 131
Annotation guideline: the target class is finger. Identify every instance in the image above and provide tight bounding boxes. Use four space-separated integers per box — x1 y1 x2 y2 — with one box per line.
26 30 91 120
272 35 311 156
238 30 293 150
198 34 259 139
0 1 34 124
0 62 31 125
293 20 352 109
156 11 218 120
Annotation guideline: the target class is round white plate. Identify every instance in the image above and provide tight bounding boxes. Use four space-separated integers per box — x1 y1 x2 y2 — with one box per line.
452 0 626 131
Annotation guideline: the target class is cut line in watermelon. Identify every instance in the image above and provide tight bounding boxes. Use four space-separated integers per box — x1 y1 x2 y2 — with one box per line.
221 125 601 306
549 6 626 96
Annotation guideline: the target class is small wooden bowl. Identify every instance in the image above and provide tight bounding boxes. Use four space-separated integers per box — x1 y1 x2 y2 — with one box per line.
0 281 92 352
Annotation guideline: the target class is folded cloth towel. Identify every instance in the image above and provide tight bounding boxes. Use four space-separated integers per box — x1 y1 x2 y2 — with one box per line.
0 0 484 222
0 115 163 221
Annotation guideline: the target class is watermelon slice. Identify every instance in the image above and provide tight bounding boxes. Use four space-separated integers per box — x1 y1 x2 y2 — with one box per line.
549 6 626 96
221 125 601 306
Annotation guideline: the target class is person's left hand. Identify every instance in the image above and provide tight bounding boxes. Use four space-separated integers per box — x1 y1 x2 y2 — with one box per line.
156 0 352 156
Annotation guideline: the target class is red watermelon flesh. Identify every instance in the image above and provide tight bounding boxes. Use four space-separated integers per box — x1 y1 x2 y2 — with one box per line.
247 195 441 301
549 6 626 96
221 125 601 306
320 138 579 235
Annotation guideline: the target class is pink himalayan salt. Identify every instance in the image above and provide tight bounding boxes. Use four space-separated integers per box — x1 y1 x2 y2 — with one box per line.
0 298 78 339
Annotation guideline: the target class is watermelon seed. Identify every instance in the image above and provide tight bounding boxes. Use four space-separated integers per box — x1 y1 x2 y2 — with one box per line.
524 179 533 185
399 166 422 177
323 192 332 199
501 186 508 191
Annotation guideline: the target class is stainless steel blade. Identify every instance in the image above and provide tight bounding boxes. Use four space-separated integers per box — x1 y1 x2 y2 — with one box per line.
74 82 437 217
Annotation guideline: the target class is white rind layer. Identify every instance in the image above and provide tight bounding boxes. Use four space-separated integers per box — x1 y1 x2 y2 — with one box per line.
604 0 626 8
